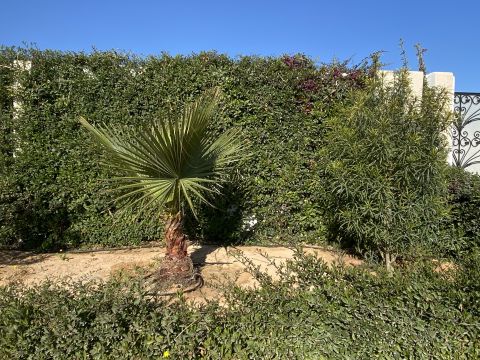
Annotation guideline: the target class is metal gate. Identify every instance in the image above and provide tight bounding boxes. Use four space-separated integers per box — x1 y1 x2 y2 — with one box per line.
451 92 480 171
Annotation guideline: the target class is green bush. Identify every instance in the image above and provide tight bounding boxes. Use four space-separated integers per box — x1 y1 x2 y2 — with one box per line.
320 65 451 269
0 49 16 243
440 166 480 256
1 252 478 359
0 47 369 250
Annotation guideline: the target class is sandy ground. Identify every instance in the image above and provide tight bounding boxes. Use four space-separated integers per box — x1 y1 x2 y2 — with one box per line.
0 245 362 304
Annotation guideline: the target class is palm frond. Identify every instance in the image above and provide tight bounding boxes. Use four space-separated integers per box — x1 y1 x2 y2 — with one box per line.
80 88 245 219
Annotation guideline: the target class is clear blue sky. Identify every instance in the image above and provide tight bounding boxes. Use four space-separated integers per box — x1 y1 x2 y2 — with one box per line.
1 0 478 91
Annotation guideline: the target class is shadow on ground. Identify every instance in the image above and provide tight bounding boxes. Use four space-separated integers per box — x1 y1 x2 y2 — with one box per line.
0 251 52 266
190 245 233 268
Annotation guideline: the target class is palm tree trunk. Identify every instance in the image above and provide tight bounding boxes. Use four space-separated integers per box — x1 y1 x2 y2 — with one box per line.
165 212 188 261
147 212 194 289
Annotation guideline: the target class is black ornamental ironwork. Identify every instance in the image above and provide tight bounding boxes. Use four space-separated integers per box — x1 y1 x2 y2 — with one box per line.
452 92 480 168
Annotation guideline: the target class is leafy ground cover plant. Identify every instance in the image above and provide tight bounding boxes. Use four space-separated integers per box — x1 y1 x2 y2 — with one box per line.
320 57 451 271
0 250 478 359
80 89 244 285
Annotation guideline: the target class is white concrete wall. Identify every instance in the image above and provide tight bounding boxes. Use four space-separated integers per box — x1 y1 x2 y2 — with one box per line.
425 72 459 172
426 72 455 109
379 70 425 99
380 70 455 104
11 60 31 157
12 60 31 120
382 70 462 172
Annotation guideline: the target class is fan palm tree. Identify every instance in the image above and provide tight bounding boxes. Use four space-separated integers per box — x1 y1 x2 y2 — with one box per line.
79 88 244 270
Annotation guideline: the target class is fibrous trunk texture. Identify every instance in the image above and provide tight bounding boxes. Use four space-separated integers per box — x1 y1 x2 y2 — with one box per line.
143 213 196 294
165 213 188 261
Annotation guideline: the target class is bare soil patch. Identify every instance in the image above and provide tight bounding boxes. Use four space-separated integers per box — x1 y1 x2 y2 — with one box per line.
0 245 362 304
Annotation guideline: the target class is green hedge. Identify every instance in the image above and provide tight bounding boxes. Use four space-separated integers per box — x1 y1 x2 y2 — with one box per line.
0 47 368 250
1 252 478 359
437 167 480 257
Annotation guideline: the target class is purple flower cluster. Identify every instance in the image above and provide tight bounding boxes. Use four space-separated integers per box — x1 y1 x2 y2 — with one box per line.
349 70 362 81
299 79 318 92
332 68 343 79
332 68 363 81
282 55 303 69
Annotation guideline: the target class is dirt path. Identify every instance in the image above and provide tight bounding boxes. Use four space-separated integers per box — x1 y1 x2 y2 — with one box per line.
0 245 362 304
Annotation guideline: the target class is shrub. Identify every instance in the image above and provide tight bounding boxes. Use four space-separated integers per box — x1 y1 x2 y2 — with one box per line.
457 248 480 317
0 49 17 243
439 166 480 257
320 62 451 269
0 47 369 250
0 252 478 359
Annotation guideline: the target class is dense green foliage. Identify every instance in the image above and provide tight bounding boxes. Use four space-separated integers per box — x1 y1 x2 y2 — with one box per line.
439 167 480 257
1 252 478 359
2 44 478 360
0 49 17 243
320 68 451 266
0 47 368 250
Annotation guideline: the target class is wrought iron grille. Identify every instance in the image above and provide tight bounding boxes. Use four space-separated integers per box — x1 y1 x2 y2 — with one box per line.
452 92 480 168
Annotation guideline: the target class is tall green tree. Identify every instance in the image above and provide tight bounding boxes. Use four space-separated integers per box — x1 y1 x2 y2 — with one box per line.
80 88 244 266
320 64 451 271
